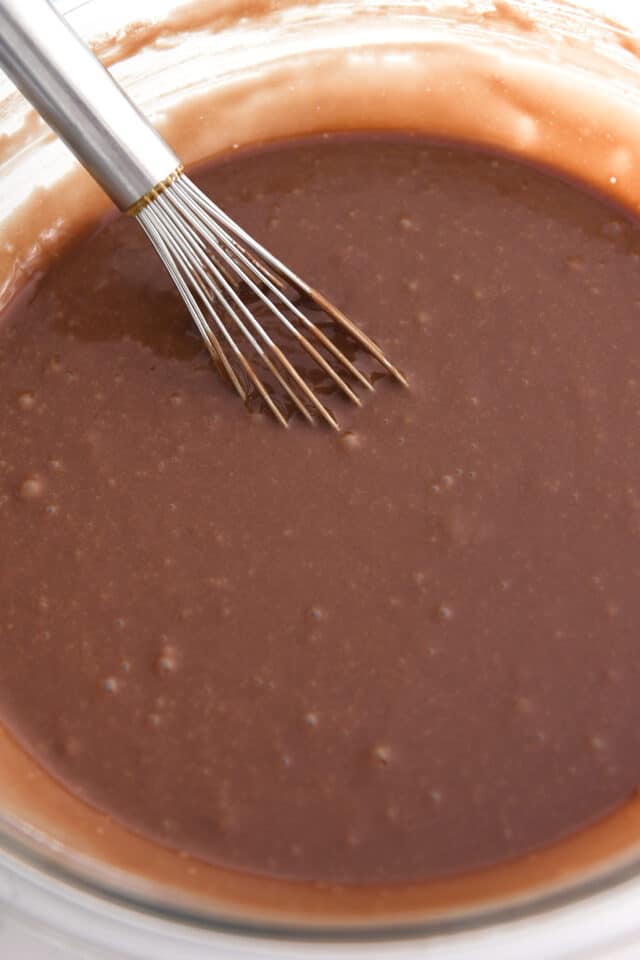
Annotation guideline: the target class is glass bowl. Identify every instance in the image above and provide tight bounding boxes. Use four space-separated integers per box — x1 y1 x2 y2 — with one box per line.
2 1 640 956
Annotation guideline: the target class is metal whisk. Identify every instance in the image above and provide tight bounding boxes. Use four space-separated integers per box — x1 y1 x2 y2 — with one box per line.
0 0 406 430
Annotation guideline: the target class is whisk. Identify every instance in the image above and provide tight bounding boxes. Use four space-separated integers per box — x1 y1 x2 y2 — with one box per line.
0 0 406 430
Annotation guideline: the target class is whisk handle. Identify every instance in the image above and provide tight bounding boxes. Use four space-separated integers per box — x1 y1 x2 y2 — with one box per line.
0 0 180 211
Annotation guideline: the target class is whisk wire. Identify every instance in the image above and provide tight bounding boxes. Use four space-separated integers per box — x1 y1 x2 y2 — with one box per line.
143 205 295 428
138 173 407 429
140 208 248 400
164 184 364 411
142 202 323 427
177 177 408 385
151 192 342 428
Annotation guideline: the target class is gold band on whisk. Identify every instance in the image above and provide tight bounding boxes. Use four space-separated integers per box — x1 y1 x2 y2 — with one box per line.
126 164 185 217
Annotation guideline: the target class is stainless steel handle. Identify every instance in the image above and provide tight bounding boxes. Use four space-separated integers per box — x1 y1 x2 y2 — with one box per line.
0 0 180 210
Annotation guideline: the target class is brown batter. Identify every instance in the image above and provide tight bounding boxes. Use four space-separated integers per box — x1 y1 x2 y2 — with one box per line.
1 134 640 887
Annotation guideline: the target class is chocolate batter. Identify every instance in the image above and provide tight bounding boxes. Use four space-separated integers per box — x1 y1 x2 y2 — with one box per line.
1 134 640 886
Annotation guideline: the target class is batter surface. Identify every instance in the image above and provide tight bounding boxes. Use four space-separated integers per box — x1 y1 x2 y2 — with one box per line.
1 135 640 885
